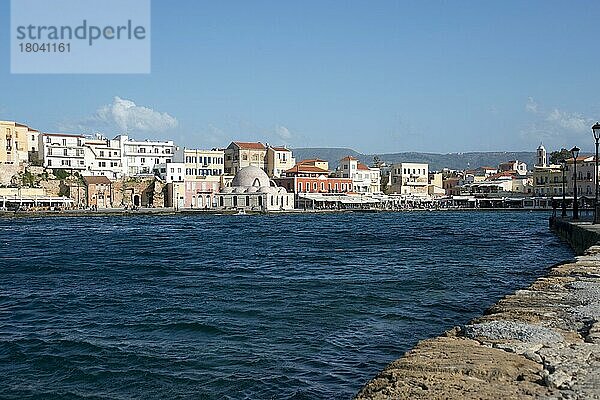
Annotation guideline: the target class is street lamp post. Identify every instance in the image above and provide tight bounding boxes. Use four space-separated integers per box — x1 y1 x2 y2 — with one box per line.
561 159 567 218
593 123 600 224
571 146 580 220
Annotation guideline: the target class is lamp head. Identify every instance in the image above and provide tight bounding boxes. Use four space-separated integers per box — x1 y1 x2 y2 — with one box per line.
571 146 580 160
593 122 600 141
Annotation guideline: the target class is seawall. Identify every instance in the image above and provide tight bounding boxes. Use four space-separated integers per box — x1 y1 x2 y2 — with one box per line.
355 217 600 399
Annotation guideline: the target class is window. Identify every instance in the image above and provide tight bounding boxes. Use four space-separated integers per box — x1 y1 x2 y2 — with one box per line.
140 148 146 153
141 158 145 163
62 139 66 146
63 149 68 156
47 160 52 166
154 148 159 153
313 182 317 190
100 151 105 157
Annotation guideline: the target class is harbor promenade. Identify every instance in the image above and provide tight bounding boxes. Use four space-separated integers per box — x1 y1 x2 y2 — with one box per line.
355 217 600 399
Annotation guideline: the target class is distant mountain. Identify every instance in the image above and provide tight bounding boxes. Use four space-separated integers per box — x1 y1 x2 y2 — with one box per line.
292 148 537 171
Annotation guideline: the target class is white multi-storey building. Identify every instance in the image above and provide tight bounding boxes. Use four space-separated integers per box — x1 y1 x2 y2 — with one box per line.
388 162 429 197
175 148 225 178
39 133 86 170
117 135 176 176
266 145 295 178
82 135 123 179
336 156 381 193
154 162 185 183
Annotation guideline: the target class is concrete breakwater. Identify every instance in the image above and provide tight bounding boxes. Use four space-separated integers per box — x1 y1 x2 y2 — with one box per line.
355 218 600 399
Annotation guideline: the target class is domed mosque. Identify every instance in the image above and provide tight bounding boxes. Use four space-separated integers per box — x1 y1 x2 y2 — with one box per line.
217 166 294 211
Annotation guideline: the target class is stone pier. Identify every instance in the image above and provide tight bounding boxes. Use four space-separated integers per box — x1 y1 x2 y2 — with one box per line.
355 218 600 400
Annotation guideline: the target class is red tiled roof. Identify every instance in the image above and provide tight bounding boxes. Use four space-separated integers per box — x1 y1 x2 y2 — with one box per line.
271 146 290 152
83 176 111 185
566 156 594 162
486 171 516 180
233 141 266 150
285 165 329 174
341 156 358 161
357 163 371 171
299 158 327 164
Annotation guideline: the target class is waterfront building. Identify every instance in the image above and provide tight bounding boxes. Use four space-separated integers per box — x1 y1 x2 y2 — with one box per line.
83 175 114 208
565 156 599 198
223 141 267 175
217 165 293 211
223 141 295 178
533 164 564 197
428 172 445 196
0 121 34 165
443 177 462 196
154 162 185 183
266 145 295 178
82 135 123 179
39 132 86 170
388 162 429 197
175 148 225 178
117 135 176 176
274 162 353 194
335 156 381 193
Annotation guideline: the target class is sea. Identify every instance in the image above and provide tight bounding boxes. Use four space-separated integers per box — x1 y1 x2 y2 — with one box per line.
0 211 573 399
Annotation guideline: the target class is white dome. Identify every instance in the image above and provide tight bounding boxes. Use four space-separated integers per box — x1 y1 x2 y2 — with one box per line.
231 166 271 187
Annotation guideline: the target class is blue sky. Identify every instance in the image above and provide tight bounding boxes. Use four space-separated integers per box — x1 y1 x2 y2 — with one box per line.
2 0 600 154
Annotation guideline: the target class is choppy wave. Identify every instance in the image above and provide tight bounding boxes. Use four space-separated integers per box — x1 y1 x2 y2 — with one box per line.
0 212 573 399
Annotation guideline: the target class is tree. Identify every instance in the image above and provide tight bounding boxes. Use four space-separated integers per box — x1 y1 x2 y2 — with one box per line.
373 155 383 168
549 148 572 164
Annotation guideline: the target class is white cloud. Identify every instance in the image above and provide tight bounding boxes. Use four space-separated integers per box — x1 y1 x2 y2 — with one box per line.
546 108 589 132
525 97 538 114
521 97 596 148
60 97 178 136
275 125 293 141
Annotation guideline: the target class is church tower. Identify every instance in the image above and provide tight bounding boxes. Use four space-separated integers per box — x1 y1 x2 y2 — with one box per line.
536 143 547 167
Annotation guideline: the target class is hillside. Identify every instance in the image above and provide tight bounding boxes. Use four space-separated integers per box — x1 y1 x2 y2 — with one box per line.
292 148 537 171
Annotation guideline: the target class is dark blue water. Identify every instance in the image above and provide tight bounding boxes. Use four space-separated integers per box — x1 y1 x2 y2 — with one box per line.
0 211 572 399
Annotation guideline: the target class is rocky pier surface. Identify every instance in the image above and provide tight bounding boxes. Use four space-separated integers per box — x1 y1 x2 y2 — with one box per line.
355 218 600 400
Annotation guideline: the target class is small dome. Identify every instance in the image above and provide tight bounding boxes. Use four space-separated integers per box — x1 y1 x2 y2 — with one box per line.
231 166 271 188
